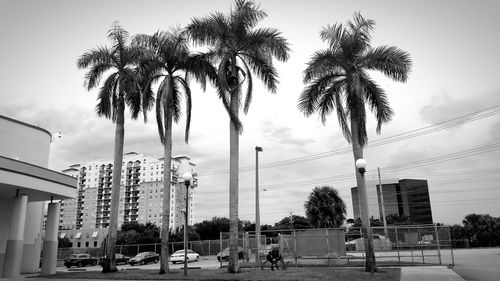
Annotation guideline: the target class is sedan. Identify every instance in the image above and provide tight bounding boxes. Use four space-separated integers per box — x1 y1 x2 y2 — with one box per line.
217 247 244 262
128 251 159 266
170 249 200 264
98 253 130 266
64 254 98 268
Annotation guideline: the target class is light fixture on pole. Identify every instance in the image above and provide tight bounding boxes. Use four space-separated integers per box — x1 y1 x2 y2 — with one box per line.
255 146 263 266
354 158 376 273
182 172 193 276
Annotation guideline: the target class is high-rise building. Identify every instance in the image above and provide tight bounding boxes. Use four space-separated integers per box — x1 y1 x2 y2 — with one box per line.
351 178 433 224
60 152 198 231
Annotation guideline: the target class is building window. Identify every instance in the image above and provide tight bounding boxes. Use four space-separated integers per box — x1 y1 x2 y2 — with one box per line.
77 242 81 248
85 241 89 247
94 241 98 247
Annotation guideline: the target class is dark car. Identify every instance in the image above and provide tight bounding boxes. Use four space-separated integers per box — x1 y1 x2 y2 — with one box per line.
128 251 159 266
98 253 130 266
64 254 98 268
216 247 244 262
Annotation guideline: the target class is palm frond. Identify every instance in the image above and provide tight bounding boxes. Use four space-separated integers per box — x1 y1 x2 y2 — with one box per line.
175 76 192 143
84 62 113 91
362 45 412 82
298 73 344 116
77 46 113 69
96 72 118 119
320 24 344 52
156 79 166 144
242 27 290 62
187 12 228 46
107 22 129 63
238 58 253 114
239 52 278 93
303 50 345 83
231 0 267 32
170 79 182 124
360 73 393 133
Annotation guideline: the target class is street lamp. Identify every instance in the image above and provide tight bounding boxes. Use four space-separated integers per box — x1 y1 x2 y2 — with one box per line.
182 172 193 276
255 146 263 267
354 158 376 273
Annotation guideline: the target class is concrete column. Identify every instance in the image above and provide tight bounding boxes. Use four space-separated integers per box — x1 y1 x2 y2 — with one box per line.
21 201 45 273
2 195 28 278
41 202 60 275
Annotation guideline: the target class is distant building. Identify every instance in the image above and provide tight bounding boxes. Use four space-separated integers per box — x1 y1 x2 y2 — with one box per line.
60 152 198 238
351 178 433 224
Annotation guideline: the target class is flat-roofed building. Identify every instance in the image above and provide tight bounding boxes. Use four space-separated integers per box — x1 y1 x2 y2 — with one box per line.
351 178 433 224
0 115 76 277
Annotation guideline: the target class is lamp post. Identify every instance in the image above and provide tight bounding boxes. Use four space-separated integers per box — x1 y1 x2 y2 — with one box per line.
255 146 263 266
355 159 376 273
182 172 192 276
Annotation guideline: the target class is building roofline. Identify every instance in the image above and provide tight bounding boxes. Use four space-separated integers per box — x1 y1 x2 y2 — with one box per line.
0 114 52 138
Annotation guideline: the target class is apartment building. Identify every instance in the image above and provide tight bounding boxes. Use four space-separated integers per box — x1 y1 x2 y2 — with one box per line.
60 152 198 232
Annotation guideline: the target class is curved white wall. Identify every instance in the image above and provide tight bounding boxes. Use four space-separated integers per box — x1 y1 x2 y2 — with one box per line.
0 115 51 167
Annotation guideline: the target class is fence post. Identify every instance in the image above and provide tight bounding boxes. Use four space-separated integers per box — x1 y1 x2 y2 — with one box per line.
395 226 400 263
434 224 442 265
208 239 211 256
137 244 139 255
325 229 331 266
219 232 223 268
293 230 297 266
409 228 414 263
417 225 425 264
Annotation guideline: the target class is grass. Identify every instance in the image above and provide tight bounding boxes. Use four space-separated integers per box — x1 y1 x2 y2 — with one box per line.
34 267 400 281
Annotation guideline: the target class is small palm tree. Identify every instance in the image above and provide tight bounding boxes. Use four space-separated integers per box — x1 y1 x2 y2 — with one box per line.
304 186 346 228
298 13 411 272
132 28 215 274
187 0 290 272
77 22 151 273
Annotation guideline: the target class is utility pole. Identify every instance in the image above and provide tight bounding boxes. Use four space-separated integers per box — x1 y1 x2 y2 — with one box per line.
255 146 263 266
289 212 294 229
378 167 388 238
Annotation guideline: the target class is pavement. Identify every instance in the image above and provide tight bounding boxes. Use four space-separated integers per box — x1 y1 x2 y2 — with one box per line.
0 265 467 281
400 266 466 281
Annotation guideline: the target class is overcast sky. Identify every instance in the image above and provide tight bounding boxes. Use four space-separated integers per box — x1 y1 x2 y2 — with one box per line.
1 0 499 226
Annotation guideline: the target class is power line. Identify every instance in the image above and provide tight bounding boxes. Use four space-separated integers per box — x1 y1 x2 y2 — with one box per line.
196 142 500 193
198 104 500 175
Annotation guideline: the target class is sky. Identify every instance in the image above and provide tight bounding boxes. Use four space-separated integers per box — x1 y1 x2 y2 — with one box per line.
1 0 499 226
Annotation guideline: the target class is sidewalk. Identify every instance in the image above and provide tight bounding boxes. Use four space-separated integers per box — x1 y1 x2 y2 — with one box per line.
400 266 465 281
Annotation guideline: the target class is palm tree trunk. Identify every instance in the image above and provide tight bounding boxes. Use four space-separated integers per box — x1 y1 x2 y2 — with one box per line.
104 92 125 273
228 62 240 273
159 77 173 274
350 115 377 273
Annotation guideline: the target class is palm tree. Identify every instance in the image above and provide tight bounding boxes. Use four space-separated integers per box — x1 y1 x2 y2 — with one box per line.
77 22 151 273
305 186 346 228
132 28 215 274
187 0 290 273
297 13 412 272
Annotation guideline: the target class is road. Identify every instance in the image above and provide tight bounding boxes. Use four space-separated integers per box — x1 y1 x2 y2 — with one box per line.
450 248 500 281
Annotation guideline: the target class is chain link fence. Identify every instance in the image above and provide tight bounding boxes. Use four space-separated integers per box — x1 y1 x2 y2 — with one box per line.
56 224 455 268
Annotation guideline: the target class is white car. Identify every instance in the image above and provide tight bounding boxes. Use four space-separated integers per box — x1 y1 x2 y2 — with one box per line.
170 249 200 264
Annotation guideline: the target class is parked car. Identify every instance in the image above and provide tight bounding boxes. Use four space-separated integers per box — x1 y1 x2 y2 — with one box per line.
64 254 98 268
170 249 200 264
98 253 130 266
217 247 245 262
128 252 159 266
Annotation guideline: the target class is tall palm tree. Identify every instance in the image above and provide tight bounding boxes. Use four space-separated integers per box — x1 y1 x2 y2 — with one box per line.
187 0 290 273
132 28 215 274
77 22 151 273
304 186 346 228
298 13 412 272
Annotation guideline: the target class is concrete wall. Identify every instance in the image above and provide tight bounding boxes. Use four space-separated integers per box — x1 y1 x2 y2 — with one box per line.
0 198 14 275
0 115 51 167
